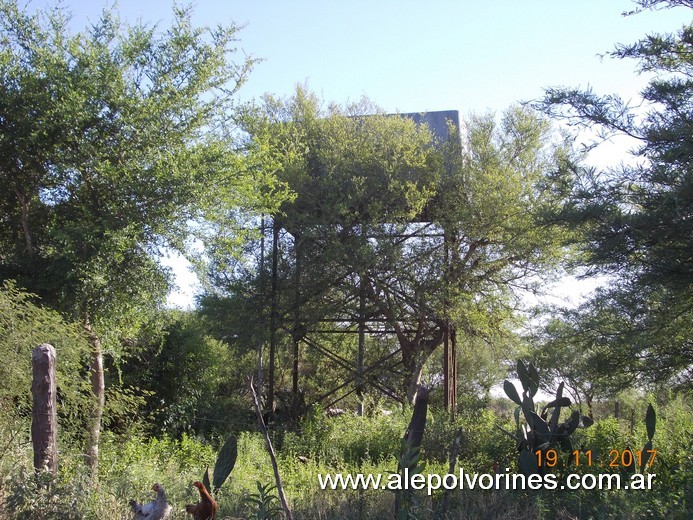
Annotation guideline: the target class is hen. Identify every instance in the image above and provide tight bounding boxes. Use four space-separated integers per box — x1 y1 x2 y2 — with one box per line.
185 481 219 520
130 482 173 520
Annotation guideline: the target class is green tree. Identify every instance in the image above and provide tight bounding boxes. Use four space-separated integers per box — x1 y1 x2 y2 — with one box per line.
119 310 255 437
0 0 286 477
530 311 630 416
537 0 692 389
209 89 575 407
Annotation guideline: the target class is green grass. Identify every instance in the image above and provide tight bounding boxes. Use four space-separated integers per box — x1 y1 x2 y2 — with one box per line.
1 397 691 519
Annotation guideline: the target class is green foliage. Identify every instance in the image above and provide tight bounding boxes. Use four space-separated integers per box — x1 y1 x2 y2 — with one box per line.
1 0 690 517
4 468 84 520
0 0 290 476
0 0 289 344
99 432 217 482
651 394 693 512
209 88 576 405
243 481 285 520
537 0 692 389
395 439 425 520
121 310 255 437
0 280 90 435
530 312 623 411
1 399 691 519
582 417 629 461
283 407 408 464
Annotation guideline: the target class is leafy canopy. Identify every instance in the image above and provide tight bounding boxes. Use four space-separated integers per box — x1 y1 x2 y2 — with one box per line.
0 0 288 343
536 0 692 389
206 88 577 402
0 280 90 432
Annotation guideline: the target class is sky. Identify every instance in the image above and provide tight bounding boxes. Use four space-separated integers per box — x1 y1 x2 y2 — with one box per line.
34 0 687 113
27 0 691 306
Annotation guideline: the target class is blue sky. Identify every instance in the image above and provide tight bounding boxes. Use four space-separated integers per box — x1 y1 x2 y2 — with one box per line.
35 0 687 113
27 0 690 306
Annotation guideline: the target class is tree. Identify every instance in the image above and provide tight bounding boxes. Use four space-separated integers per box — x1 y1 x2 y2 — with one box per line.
0 0 287 478
118 310 255 437
208 88 575 407
530 310 630 416
536 0 692 389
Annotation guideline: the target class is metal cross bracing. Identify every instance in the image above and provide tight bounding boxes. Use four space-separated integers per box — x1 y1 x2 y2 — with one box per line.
262 110 462 419
264 217 458 418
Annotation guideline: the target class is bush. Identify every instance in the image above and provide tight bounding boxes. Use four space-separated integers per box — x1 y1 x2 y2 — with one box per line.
4 468 84 520
2 395 691 519
120 310 257 438
282 406 408 465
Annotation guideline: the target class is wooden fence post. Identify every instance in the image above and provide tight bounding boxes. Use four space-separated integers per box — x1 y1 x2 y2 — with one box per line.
31 343 58 476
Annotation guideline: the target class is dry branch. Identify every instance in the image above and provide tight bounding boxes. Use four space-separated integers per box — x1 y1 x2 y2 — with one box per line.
247 375 293 520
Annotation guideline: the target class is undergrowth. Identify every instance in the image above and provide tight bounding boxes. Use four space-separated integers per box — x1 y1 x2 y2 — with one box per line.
0 396 690 519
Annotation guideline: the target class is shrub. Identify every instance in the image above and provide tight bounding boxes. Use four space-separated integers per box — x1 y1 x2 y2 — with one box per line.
282 407 408 465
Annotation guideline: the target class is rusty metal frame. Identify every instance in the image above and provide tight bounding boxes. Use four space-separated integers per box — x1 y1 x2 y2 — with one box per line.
262 111 462 417
265 220 457 417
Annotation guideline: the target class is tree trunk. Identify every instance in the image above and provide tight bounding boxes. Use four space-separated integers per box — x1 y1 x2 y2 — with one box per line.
31 344 58 477
405 360 425 405
400 329 443 405
364 278 445 405
404 385 429 449
84 319 105 481
15 189 34 254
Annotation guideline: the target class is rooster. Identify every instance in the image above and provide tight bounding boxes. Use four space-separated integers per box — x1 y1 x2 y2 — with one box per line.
185 481 219 520
130 482 173 520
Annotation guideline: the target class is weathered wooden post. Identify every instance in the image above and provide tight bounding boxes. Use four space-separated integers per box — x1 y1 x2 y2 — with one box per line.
31 343 58 476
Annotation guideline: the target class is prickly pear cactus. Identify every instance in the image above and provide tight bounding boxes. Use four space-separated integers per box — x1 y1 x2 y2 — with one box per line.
502 360 593 476
641 404 656 471
213 435 238 493
201 435 238 494
629 404 657 473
